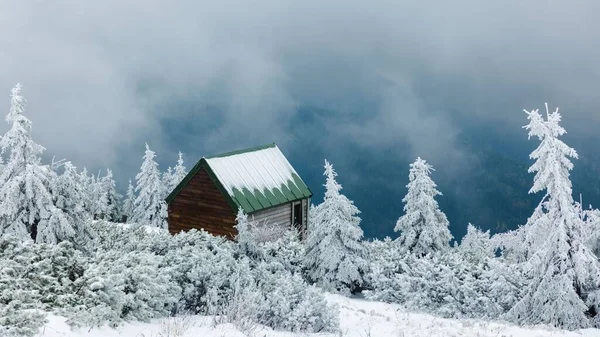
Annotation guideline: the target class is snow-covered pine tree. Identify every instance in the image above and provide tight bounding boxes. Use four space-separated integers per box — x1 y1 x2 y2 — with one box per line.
304 159 367 295
78 167 94 215
131 143 167 229
52 162 90 233
459 223 493 265
505 104 600 329
96 169 122 222
162 166 173 198
170 152 187 191
0 84 73 243
394 157 452 257
122 180 135 222
162 151 187 197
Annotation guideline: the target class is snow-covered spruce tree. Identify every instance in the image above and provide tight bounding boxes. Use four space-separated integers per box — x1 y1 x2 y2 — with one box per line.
459 223 493 265
505 104 600 329
51 162 91 237
168 152 187 192
122 179 135 222
0 84 73 243
78 167 95 216
304 159 367 295
131 143 167 228
95 169 122 222
395 157 452 256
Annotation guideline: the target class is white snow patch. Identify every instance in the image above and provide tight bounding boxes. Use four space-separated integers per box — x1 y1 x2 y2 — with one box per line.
36 294 600 337
206 146 301 197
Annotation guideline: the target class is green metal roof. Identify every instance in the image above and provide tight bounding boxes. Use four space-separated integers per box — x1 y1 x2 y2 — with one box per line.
166 143 312 214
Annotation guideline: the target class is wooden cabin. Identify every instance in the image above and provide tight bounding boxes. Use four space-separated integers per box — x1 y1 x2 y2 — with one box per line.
165 143 312 239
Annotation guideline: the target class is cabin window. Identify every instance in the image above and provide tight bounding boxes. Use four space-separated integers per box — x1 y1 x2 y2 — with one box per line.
292 201 303 231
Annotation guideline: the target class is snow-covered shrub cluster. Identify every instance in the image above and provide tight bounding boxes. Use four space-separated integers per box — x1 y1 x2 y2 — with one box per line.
0 221 338 335
366 233 523 319
235 211 339 332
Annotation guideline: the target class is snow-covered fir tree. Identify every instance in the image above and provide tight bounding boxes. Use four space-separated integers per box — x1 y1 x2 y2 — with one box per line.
505 104 600 329
162 167 173 198
51 162 90 233
164 151 187 194
95 169 122 222
131 143 167 229
78 167 94 215
0 84 74 243
122 180 136 222
304 159 367 295
458 223 493 265
395 157 452 256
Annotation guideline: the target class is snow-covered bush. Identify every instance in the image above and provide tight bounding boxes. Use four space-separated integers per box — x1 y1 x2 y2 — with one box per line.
161 229 238 315
234 212 339 332
256 266 338 332
65 249 180 328
0 236 48 336
0 235 88 336
366 236 523 320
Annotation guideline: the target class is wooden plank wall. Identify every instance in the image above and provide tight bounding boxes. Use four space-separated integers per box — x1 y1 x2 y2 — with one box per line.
167 167 237 238
250 203 291 227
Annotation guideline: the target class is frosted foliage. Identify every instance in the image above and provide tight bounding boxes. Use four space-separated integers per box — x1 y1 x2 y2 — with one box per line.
52 162 90 236
583 207 600 257
304 160 367 295
395 157 452 256
366 238 524 320
96 169 122 222
131 143 167 228
459 224 493 265
169 152 187 192
0 84 73 243
122 180 135 221
505 104 600 330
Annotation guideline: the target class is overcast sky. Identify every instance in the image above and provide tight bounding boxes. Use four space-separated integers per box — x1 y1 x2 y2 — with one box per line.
1 0 600 188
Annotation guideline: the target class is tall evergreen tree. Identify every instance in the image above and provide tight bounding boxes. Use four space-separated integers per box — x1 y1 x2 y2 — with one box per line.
505 104 600 329
395 157 452 256
304 160 367 295
0 84 73 243
131 143 167 228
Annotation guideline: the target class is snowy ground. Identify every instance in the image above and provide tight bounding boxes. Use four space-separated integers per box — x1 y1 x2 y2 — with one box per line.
37 294 600 337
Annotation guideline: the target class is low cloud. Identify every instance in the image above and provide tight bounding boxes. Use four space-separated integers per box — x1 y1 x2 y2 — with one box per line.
1 0 599 180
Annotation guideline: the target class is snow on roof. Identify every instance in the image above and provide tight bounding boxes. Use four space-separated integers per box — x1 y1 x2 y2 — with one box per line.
204 144 312 213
